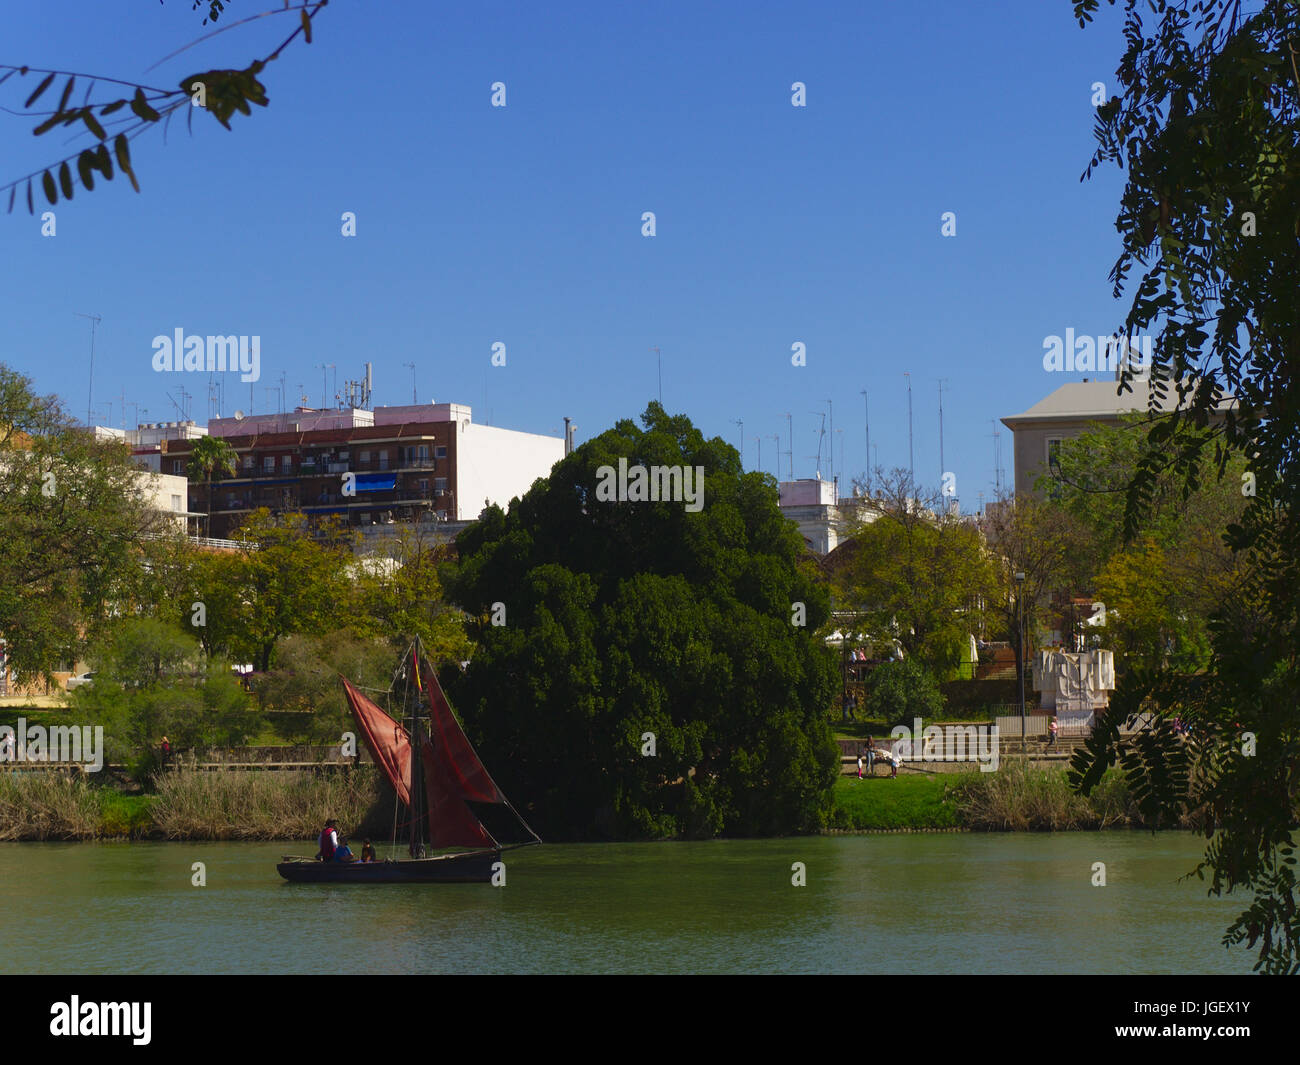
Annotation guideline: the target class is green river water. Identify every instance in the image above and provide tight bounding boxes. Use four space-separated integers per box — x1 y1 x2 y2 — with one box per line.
0 832 1255 974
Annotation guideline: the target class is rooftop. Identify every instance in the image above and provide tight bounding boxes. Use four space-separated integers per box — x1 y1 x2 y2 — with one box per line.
1002 379 1236 428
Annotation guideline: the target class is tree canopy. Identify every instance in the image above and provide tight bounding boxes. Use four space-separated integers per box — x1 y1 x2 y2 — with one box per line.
444 403 839 841
834 470 993 680
0 365 162 682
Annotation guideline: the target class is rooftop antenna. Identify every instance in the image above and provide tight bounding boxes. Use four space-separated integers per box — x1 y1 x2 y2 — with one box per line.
650 346 662 405
733 419 744 467
785 412 793 479
165 392 187 422
991 419 1003 496
75 312 101 426
938 378 949 480
404 362 416 404
754 436 762 474
809 411 826 479
860 389 870 492
770 434 781 479
903 371 914 487
826 399 834 483
319 363 333 408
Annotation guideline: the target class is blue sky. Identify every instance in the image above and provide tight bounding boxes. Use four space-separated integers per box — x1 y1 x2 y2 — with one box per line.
2 1 1133 510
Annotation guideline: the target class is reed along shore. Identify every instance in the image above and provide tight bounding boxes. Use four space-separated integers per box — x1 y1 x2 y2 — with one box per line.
0 769 383 841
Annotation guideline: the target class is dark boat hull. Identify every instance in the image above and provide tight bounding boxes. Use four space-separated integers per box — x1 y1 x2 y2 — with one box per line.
277 849 499 883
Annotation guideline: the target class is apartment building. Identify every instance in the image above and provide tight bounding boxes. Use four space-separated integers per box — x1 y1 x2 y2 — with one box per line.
160 403 564 539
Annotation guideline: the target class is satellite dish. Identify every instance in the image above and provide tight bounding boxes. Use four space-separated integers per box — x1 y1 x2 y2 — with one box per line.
233 410 245 420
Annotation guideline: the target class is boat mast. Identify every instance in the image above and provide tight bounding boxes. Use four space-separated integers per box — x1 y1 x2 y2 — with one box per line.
408 637 427 858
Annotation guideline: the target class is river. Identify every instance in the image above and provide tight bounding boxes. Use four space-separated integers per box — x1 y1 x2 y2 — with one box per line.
0 832 1254 974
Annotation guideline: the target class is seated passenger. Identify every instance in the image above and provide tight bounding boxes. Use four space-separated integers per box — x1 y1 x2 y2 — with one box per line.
333 837 357 862
360 839 377 863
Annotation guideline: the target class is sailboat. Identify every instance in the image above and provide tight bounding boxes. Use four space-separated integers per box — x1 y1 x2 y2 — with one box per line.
276 638 540 883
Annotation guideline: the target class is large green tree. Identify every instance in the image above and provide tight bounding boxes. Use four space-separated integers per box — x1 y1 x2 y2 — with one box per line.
835 469 994 680
1036 416 1247 670
1070 0 1300 972
979 492 1091 680
69 616 254 772
218 509 357 671
443 403 839 841
0 365 161 682
351 525 472 664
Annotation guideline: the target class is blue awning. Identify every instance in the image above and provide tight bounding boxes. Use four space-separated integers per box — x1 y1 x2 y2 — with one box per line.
353 473 397 492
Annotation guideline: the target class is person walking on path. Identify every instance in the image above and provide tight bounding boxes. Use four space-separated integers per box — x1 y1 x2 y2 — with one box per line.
1048 717 1058 748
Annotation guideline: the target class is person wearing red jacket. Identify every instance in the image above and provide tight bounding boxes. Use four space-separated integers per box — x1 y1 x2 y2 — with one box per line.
316 818 339 861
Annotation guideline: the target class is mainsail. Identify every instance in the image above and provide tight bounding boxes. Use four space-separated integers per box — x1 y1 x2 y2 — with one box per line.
415 656 505 849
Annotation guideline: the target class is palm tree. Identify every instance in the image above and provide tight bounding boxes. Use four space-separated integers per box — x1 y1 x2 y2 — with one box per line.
187 435 238 539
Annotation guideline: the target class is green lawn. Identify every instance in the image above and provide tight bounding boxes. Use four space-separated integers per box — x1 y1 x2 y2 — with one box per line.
830 772 963 830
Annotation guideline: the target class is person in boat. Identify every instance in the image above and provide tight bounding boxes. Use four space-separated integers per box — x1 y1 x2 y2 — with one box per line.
360 839 377 863
333 837 358 863
316 818 339 861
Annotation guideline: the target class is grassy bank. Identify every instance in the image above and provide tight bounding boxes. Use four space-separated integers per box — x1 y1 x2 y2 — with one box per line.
830 763 1150 831
830 774 961 829
0 769 381 841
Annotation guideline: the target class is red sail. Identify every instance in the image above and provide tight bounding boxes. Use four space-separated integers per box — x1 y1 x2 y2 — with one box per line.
341 676 411 805
416 657 504 849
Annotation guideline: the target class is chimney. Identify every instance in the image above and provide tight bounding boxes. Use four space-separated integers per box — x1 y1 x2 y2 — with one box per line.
563 416 575 456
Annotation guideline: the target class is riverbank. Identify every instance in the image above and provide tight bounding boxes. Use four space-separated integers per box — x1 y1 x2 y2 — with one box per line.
0 763 1193 840
829 762 1164 831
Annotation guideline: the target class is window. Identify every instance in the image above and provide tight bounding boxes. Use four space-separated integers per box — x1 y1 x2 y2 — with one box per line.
434 445 447 459
377 449 388 469
435 477 448 495
417 444 429 461
359 450 369 465
282 455 293 472
243 456 254 471
419 478 429 495
171 494 183 512
263 456 275 473
172 459 185 475
1045 438 1065 501
1046 438 1063 471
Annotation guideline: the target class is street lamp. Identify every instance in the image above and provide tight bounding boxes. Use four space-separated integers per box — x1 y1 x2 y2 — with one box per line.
1015 571 1026 753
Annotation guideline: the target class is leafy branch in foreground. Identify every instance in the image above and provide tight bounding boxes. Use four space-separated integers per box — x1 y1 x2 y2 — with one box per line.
1 0 326 214
1070 0 1300 973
